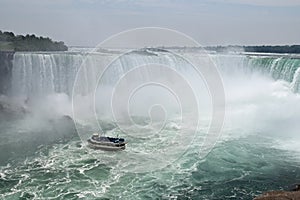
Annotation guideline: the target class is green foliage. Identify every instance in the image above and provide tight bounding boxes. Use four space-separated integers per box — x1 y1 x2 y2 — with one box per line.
205 45 300 54
0 31 68 52
243 45 300 54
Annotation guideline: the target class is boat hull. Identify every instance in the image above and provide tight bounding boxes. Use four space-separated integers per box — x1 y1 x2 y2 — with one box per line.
87 139 126 151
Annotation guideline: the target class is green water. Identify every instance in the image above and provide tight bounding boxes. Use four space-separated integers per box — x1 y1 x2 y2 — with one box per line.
1 134 300 200
2 53 300 199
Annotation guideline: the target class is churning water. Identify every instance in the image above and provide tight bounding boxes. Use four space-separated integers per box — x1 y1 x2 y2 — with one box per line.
1 49 300 199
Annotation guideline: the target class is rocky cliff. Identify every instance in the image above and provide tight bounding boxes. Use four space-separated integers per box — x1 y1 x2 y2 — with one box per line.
0 51 14 94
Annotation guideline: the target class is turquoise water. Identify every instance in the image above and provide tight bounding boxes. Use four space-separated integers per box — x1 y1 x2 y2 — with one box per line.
1 52 300 199
1 134 300 199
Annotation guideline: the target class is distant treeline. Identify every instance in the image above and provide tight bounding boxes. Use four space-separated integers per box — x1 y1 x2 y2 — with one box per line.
205 45 300 54
0 31 68 52
244 45 300 54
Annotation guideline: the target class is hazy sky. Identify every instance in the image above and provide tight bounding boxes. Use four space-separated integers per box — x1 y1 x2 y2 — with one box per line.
0 0 300 46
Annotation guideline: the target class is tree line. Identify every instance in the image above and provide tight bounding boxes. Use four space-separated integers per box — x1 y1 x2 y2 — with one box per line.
205 45 300 54
0 31 68 51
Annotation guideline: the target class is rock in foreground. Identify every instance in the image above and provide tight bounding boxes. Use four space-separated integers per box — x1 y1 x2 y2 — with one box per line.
254 185 300 200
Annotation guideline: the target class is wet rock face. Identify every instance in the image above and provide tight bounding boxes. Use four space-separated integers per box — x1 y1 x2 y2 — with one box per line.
254 185 300 200
292 184 300 191
0 51 14 94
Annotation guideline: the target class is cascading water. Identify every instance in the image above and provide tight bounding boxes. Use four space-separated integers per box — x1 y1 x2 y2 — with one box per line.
11 53 88 97
1 49 300 199
11 51 193 98
291 67 300 92
11 51 300 99
246 56 300 92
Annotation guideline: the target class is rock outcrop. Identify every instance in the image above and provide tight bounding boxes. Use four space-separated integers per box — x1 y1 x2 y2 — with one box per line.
0 51 14 94
254 185 300 200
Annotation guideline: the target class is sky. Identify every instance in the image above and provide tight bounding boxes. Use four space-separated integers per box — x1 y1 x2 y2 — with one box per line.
0 0 300 46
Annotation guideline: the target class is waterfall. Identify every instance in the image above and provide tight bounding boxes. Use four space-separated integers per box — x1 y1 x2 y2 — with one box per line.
11 52 116 97
10 51 300 99
12 53 83 97
11 51 198 98
246 56 300 92
291 67 300 93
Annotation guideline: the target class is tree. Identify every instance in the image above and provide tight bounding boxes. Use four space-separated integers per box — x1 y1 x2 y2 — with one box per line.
0 30 68 51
